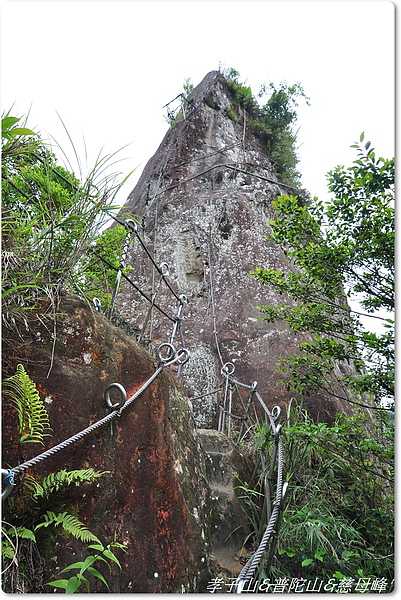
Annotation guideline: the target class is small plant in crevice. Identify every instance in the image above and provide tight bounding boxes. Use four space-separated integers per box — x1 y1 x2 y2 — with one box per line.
3 363 52 444
46 540 127 593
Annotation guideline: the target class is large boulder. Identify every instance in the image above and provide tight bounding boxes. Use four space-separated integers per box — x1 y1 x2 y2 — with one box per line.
3 297 242 592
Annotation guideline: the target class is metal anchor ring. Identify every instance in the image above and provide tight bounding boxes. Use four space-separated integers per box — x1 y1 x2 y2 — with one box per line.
157 343 176 363
175 348 191 366
159 262 170 276
124 219 138 232
271 405 281 421
105 383 127 411
92 297 101 311
221 362 235 376
1 468 16 502
179 294 188 305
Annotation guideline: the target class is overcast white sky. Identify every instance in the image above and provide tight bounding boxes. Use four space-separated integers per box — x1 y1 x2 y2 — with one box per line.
0 0 395 208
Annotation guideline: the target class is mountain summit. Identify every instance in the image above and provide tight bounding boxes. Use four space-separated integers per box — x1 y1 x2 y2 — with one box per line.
118 70 345 425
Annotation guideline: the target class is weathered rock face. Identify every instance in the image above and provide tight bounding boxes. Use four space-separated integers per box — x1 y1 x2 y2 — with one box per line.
118 70 346 426
2 297 252 593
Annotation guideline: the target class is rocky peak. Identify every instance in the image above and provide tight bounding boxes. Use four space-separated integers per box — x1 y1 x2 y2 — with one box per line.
117 71 348 426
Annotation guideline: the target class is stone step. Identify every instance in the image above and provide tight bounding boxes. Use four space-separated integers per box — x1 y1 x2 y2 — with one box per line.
197 428 233 455
197 428 252 571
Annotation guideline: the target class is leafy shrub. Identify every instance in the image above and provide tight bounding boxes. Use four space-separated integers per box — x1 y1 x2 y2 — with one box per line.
221 68 309 187
247 401 394 586
1 111 134 332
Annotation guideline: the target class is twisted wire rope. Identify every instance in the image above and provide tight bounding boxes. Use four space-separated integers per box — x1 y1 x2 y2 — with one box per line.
8 350 186 478
92 250 175 323
235 436 284 590
218 363 286 590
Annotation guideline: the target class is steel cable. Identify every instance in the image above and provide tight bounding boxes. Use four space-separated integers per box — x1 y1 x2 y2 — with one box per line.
235 436 284 590
92 251 175 322
217 362 286 591
5 348 189 481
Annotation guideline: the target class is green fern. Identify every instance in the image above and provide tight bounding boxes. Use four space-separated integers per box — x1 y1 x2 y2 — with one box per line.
32 468 110 499
1 544 16 561
3 525 37 542
3 364 52 444
1 524 36 567
35 511 100 544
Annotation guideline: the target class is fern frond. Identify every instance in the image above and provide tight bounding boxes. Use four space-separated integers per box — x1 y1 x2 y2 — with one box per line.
1 543 16 561
22 474 44 497
3 364 52 444
4 526 37 542
35 511 100 544
34 469 110 499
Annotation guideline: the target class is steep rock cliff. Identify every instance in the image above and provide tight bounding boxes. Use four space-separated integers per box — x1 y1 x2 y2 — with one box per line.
2 297 251 592
118 70 346 426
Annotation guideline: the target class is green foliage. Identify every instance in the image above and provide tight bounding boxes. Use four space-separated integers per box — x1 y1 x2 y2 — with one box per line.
1 466 112 592
35 511 101 544
182 77 194 97
236 399 393 588
273 402 394 583
80 224 131 307
221 68 309 187
222 68 257 112
1 110 134 331
46 541 127 593
28 468 110 500
3 364 52 444
1 523 37 574
252 140 394 408
2 115 35 146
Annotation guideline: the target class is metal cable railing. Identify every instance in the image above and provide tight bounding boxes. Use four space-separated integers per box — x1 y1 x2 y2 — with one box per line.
218 361 288 591
91 216 188 359
2 343 190 502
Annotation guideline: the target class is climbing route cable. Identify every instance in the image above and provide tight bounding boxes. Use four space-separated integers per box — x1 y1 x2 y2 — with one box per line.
107 219 138 319
207 232 225 368
132 227 181 303
153 161 299 198
235 439 287 592
92 251 175 323
1 344 190 501
217 361 287 590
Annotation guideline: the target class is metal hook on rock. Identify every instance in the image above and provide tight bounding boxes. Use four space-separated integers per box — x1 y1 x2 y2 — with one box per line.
105 383 127 411
271 405 281 422
124 219 138 233
92 297 101 311
174 295 187 321
221 362 235 377
251 381 258 393
2 468 16 502
159 262 170 276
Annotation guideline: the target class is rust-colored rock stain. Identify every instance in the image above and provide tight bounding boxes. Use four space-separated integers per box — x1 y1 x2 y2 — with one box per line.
2 297 216 592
